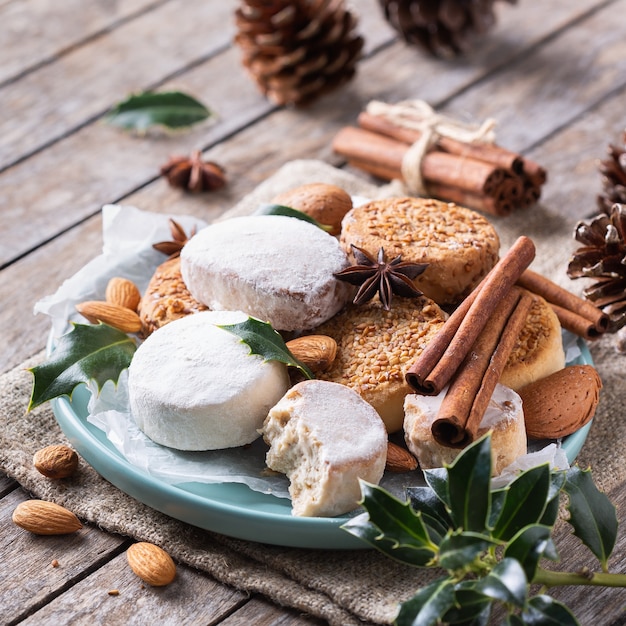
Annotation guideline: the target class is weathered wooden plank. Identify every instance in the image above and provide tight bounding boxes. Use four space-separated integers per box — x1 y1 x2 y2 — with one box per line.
18 549 247 626
0 0 237 171
0 0 608 269
0 488 127 623
0 0 162 86
0 472 17 497
220 596 325 626
441 0 626 153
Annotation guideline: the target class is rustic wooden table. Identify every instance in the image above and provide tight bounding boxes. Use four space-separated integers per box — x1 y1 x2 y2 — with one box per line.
1 0 626 624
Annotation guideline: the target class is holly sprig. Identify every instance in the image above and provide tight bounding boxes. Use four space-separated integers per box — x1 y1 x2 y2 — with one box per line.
343 434 625 625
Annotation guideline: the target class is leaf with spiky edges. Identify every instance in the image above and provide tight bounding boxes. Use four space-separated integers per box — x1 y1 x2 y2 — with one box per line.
521 594 580 626
564 466 618 570
217 317 314 380
474 557 527 608
395 577 456 626
492 464 551 540
406 485 452 542
253 203 333 232
442 581 492 625
504 524 556 582
438 530 496 571
423 467 451 511
105 91 212 131
540 470 567 527
28 322 136 410
342 481 438 567
446 434 492 532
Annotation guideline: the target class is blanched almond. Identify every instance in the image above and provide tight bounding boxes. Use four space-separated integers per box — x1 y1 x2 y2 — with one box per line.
105 277 141 311
127 542 176 586
519 365 602 439
76 300 142 334
12 500 82 535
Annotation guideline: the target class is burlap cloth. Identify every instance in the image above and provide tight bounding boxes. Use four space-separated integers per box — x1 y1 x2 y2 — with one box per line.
1 160 624 626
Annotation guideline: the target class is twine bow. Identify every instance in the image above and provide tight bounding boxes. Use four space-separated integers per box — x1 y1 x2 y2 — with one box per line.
366 100 497 195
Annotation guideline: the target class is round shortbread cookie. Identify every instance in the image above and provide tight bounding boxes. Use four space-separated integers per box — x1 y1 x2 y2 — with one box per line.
340 197 500 307
128 310 290 451
500 292 565 391
311 295 447 433
261 379 387 517
404 383 527 476
181 215 354 331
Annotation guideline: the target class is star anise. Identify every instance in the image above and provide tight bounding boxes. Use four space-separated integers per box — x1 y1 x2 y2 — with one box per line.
334 245 428 310
160 150 226 193
153 218 197 258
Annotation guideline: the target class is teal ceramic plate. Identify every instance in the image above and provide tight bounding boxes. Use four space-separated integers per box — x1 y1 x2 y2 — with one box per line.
51 334 593 550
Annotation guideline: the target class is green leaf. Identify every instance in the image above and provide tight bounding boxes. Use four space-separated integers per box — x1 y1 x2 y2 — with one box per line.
253 203 333 232
564 466 618 570
104 91 212 131
217 317 314 379
540 471 567 527
488 488 507 529
521 594 580 626
446 434 492 532
396 577 456 626
342 482 438 567
492 464 551 540
423 467 451 511
474 557 528 608
443 582 491 624
406 485 453 541
28 323 136 410
438 531 495 571
504 524 555 582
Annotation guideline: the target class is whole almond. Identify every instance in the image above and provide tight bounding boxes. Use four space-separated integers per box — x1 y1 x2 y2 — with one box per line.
105 277 141 311
519 364 602 439
127 542 176 586
272 183 353 235
386 441 418 473
33 445 79 479
12 500 82 535
286 335 338 373
76 300 142 334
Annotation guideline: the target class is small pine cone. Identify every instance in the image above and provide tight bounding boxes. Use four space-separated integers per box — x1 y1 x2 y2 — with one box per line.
597 130 626 214
567 203 626 333
379 0 516 58
234 0 364 106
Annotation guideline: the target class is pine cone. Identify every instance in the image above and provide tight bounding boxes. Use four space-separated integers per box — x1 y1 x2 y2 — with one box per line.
234 0 364 106
567 203 626 333
379 0 516 58
597 130 626 214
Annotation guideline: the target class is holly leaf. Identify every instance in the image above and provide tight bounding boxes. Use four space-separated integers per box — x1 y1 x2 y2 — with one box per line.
564 466 618 570
395 577 456 626
474 558 527 608
217 316 314 380
438 530 496 571
504 524 556 582
253 203 333 232
521 594 580 626
105 91 212 131
28 323 136 410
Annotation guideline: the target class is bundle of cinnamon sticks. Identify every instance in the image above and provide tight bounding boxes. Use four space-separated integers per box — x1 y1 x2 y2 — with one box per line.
405 236 607 449
332 107 547 216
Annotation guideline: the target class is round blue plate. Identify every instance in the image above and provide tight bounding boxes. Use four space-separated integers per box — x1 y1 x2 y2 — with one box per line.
51 335 593 550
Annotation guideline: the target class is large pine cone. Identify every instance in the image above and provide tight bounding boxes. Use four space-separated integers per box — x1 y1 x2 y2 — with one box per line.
567 203 626 333
379 0 515 58
597 130 626 214
234 0 364 106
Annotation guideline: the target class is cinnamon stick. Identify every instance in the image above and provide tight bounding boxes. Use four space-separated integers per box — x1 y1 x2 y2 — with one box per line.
333 126 506 196
517 269 608 337
432 288 533 447
406 236 536 395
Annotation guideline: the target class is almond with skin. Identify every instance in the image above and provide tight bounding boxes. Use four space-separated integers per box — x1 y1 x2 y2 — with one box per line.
127 542 176 586
33 444 79 478
105 277 141 311
12 500 82 535
76 300 142 334
519 364 602 439
272 183 353 235
286 335 338 373
386 441 418 473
